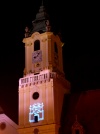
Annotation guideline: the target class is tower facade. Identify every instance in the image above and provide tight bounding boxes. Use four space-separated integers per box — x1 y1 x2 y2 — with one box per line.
18 2 70 134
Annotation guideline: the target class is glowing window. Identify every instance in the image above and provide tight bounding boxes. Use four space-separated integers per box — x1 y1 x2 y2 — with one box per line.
29 103 44 122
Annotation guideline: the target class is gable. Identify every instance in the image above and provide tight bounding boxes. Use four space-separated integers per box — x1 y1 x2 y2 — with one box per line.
0 114 18 134
61 89 100 134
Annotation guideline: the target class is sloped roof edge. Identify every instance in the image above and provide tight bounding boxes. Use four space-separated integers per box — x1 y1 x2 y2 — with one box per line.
0 113 18 129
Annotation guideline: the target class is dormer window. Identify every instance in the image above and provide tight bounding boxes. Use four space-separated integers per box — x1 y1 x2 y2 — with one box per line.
72 115 84 134
34 40 40 51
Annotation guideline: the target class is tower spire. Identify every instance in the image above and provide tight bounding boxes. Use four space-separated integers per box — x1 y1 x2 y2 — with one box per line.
28 0 51 34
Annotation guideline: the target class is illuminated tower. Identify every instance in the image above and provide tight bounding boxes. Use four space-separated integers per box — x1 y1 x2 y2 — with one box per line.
18 2 70 134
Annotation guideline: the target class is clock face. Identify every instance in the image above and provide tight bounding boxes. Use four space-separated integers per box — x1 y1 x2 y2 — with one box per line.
32 50 42 63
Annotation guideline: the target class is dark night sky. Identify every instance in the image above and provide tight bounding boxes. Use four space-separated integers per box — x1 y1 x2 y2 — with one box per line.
0 0 99 124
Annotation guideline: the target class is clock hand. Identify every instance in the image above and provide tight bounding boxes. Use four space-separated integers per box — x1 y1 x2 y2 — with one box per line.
34 52 39 58
34 54 38 58
37 52 40 56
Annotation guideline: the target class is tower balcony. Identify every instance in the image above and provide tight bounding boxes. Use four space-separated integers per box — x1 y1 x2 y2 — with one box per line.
19 69 57 88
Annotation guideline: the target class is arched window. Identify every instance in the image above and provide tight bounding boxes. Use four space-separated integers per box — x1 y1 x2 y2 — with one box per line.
54 42 58 53
34 40 40 51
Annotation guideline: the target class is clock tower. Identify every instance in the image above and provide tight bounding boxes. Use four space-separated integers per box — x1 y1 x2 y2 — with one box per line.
18 2 70 134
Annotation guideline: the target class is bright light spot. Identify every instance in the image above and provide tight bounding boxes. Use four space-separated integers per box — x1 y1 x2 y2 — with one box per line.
29 103 44 122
